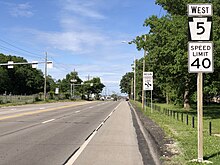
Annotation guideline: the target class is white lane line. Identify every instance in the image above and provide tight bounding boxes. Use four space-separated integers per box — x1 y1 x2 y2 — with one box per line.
64 102 122 165
39 107 45 110
75 111 80 113
42 119 55 124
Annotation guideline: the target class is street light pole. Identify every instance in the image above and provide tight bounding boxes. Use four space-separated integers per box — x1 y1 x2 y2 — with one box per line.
121 41 136 102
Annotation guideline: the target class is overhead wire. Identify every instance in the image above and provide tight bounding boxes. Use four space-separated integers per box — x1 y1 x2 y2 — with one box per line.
0 38 44 60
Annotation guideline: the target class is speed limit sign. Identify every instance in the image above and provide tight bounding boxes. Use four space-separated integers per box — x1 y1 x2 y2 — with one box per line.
188 42 213 73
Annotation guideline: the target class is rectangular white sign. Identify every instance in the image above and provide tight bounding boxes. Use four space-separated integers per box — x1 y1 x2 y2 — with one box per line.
143 72 153 91
188 42 213 73
188 4 212 16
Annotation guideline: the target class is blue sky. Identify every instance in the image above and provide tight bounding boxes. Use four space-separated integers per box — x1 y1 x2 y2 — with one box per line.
0 0 164 95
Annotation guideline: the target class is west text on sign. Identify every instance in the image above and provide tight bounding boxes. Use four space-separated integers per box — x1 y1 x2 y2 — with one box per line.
188 4 212 16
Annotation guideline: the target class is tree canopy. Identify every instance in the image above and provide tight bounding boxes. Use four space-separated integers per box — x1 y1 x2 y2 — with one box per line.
121 0 220 108
0 53 45 95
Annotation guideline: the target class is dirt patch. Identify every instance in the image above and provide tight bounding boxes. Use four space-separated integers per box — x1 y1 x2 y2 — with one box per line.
131 103 180 163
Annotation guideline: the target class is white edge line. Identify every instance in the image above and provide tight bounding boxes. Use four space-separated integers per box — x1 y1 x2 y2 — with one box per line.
65 130 97 165
42 119 55 124
65 102 122 165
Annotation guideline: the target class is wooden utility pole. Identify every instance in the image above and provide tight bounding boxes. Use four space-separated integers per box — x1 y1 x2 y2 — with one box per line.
134 56 136 102
44 52 47 101
142 35 146 111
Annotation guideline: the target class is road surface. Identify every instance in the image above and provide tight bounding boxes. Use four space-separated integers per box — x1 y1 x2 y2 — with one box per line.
0 101 156 165
0 101 120 165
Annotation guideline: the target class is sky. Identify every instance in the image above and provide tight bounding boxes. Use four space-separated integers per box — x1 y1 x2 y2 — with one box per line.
0 0 165 95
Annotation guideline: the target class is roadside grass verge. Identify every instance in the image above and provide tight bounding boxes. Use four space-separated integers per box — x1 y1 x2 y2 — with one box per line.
131 101 220 164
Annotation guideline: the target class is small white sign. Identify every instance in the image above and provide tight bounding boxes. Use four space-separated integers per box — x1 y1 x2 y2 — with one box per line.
188 4 212 16
188 42 213 73
143 72 153 91
32 61 38 68
189 17 212 41
55 88 59 94
8 61 14 68
47 61 53 68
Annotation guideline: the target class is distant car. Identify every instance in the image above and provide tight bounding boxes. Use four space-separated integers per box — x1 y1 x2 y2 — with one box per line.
126 97 129 101
100 97 105 101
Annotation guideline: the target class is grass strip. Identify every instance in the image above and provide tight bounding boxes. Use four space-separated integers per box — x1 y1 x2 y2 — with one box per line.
131 101 220 165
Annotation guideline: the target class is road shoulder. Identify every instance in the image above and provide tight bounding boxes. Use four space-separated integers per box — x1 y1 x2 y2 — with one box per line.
72 101 143 165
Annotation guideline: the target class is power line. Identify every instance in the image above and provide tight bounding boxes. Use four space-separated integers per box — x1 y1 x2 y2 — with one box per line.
0 38 43 59
0 44 42 60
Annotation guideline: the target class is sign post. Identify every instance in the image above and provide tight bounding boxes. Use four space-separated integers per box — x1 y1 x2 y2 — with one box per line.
188 3 213 163
143 72 153 113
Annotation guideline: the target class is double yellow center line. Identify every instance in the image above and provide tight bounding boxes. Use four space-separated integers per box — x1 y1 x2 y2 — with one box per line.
0 104 81 121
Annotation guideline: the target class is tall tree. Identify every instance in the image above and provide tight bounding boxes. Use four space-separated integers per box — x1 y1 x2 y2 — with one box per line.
59 71 83 97
83 77 105 100
129 0 220 108
0 53 45 95
120 72 133 97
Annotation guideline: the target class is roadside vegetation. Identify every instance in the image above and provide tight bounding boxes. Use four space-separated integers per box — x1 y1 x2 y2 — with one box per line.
0 53 105 104
131 100 220 164
120 0 220 109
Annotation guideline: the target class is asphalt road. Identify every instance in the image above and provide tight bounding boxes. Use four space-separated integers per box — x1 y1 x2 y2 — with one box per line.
0 101 120 165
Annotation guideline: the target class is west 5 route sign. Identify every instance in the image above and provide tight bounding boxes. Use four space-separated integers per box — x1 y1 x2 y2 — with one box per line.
188 4 213 73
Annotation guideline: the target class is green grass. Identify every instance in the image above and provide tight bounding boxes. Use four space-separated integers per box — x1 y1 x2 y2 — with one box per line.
131 101 220 164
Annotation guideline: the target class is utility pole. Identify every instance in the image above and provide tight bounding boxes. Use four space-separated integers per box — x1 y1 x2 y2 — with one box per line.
44 52 47 101
134 56 136 102
142 35 147 111
131 77 134 99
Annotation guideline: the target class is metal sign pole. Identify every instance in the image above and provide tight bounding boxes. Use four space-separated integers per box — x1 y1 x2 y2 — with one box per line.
151 90 153 113
197 72 203 162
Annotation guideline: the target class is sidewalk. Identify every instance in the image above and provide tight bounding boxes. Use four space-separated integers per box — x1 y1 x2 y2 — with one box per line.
73 101 143 165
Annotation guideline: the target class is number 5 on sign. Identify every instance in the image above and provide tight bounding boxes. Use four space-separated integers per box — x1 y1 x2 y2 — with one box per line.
188 17 212 41
188 42 213 73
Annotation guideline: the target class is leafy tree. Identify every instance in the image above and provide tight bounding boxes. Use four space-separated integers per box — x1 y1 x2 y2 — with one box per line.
83 77 105 100
127 0 220 109
0 53 45 95
120 72 133 97
58 71 83 98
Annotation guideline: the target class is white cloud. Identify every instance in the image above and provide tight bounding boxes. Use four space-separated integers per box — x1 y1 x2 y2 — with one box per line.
61 0 106 19
9 2 33 17
36 30 106 54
